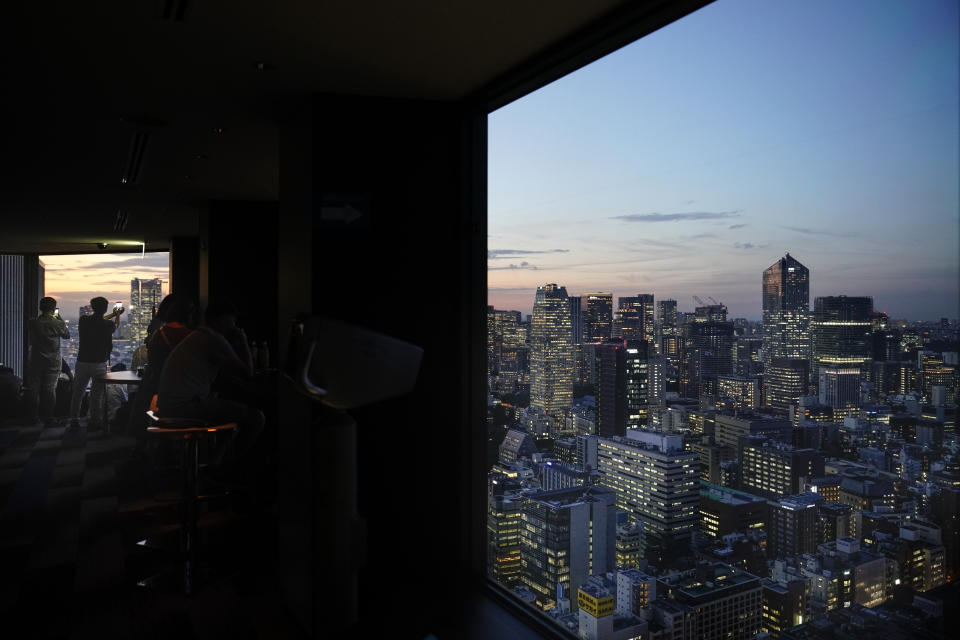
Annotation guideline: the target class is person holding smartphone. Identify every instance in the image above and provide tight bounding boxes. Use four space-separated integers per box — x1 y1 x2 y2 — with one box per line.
69 296 123 431
25 297 70 426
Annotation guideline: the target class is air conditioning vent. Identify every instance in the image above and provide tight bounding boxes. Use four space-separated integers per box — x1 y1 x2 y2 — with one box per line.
158 0 189 22
114 210 129 232
121 131 149 185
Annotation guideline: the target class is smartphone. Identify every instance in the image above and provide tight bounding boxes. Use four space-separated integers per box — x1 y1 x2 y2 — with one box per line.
55 307 60 316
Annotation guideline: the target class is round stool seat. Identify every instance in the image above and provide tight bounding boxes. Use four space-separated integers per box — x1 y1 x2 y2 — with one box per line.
147 421 237 437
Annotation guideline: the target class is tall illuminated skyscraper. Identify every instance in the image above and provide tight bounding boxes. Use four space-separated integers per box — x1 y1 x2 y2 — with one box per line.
616 294 654 343
129 278 163 345
762 254 810 400
811 295 873 387
531 284 574 425
583 292 613 343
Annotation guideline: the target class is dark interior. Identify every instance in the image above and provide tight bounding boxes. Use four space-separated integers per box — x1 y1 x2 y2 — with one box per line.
0 2 712 636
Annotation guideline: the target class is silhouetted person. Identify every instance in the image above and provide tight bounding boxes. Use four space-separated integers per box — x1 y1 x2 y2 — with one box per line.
25 297 70 426
157 300 264 460
69 296 123 430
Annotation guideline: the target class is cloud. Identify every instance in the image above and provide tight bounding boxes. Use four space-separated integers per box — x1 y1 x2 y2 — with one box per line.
728 223 747 230
688 233 717 240
781 226 855 238
611 211 741 223
733 242 770 250
489 261 539 271
488 248 569 259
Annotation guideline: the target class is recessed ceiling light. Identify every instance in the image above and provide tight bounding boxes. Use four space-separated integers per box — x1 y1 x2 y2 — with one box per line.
213 127 224 134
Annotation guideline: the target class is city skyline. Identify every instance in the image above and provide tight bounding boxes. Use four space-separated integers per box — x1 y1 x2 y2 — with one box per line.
488 0 959 321
39 253 168 324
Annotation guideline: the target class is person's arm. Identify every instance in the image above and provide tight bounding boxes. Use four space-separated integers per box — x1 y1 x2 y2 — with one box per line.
212 330 253 378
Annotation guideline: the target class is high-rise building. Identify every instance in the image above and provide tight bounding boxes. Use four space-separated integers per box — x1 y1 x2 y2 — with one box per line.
129 277 163 345
681 320 735 399
487 491 523 587
596 430 698 555
818 367 861 416
699 482 767 539
662 564 763 640
530 284 574 425
763 254 810 401
0 255 25 377
657 299 678 331
616 294 654 344
488 308 525 393
812 295 873 391
595 338 649 436
583 292 613 343
519 485 617 610
738 436 825 500
768 493 823 559
765 358 810 412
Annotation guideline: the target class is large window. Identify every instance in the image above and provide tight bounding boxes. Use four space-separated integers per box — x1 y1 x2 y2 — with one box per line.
485 0 957 635
40 252 170 370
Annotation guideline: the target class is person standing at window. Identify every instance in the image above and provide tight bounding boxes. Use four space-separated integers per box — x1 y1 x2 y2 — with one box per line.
69 296 123 431
25 297 70 427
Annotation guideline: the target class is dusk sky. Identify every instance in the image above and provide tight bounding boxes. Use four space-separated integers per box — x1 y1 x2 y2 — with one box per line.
41 253 168 324
488 0 959 321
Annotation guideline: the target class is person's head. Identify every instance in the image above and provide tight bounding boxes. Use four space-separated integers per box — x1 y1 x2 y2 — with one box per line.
90 297 109 315
39 297 57 314
111 362 127 372
165 299 196 326
155 293 182 324
204 300 239 333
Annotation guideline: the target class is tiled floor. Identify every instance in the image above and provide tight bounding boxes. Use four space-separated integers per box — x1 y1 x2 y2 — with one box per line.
0 420 304 639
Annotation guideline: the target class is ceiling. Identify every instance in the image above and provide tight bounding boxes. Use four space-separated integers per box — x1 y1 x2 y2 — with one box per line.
1 0 707 254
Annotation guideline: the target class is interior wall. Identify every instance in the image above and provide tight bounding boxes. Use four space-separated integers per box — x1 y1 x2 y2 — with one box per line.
305 94 484 635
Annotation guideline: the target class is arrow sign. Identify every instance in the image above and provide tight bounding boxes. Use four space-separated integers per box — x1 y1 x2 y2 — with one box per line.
316 194 371 230
320 204 363 224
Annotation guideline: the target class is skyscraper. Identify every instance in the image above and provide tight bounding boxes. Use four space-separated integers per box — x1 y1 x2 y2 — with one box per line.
129 278 163 345
583 292 613 343
811 295 873 389
595 338 649 436
530 284 574 425
762 254 810 399
597 431 699 555
616 294 654 343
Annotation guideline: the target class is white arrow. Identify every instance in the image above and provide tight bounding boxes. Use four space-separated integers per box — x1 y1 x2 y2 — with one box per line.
320 204 364 224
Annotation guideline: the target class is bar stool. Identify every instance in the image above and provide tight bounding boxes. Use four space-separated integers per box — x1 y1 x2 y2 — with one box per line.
144 410 236 596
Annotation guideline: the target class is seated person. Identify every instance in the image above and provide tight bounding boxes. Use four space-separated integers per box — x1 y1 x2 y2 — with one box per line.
156 300 264 465
146 299 195 377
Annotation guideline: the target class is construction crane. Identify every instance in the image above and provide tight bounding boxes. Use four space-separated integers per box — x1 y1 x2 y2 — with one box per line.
692 295 706 306
708 296 721 306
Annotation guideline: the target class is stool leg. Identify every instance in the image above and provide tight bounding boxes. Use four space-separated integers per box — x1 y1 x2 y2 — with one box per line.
186 436 200 596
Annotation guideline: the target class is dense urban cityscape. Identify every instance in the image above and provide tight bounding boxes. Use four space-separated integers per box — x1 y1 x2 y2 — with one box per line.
486 253 958 639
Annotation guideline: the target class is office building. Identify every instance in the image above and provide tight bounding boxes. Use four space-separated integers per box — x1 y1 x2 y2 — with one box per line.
738 436 825 500
766 359 810 413
616 294 654 344
487 491 523 587
761 579 809 638
681 320 735 399
520 485 617 610
596 431 699 555
657 299 678 332
596 338 649 436
616 569 657 616
584 292 614 343
716 374 760 410
763 254 810 400
488 307 525 393
499 428 538 465
662 564 763 640
690 441 736 484
530 284 574 425
768 493 823 559
811 296 873 386
818 367 861 416
616 523 645 571
578 574 649 640
699 482 767 538
715 414 791 450
129 277 163 345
